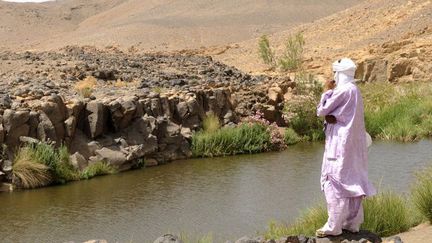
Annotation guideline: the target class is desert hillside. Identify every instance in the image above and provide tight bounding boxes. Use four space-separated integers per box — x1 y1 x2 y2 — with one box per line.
0 0 362 51
213 0 432 83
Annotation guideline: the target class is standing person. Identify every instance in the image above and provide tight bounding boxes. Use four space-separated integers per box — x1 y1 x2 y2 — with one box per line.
315 58 376 237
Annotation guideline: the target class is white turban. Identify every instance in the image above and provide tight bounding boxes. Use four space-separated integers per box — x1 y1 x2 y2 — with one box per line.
332 58 357 88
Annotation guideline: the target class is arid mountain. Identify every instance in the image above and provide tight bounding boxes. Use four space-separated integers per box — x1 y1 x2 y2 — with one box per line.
213 0 432 83
0 0 362 51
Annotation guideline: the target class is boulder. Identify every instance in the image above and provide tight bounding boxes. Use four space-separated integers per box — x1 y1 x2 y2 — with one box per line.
268 86 283 106
85 101 106 139
70 152 88 171
64 116 77 138
153 234 183 243
37 111 58 143
94 146 129 171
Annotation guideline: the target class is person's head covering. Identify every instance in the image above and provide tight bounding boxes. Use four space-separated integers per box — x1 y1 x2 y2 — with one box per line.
332 58 357 88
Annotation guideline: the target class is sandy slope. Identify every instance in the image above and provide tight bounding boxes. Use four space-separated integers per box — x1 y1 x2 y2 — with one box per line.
213 0 432 81
0 0 362 51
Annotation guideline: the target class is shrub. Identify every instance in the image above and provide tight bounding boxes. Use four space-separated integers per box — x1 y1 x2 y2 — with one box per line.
284 128 301 145
75 76 97 98
80 161 117 180
362 191 411 237
283 73 324 141
258 35 276 67
12 147 52 189
202 113 220 133
279 32 305 72
411 165 432 223
192 123 271 157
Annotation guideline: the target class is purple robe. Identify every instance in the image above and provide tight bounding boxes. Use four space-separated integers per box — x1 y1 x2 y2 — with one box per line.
317 83 376 199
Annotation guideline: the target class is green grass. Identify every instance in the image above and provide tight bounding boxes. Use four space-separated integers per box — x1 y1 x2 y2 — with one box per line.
265 192 413 239
362 191 411 237
360 82 432 142
12 147 52 189
80 161 117 180
192 123 271 157
29 143 79 183
411 165 432 223
284 128 301 145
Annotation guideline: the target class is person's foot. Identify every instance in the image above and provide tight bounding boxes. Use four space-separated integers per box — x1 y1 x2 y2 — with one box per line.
315 229 342 238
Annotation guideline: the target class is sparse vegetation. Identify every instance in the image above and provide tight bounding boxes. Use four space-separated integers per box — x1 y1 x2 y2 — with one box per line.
180 232 213 243
258 35 276 68
411 165 432 223
80 161 117 180
279 32 305 72
75 76 97 98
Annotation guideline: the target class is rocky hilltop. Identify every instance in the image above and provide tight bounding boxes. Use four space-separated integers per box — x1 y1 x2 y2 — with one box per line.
0 46 294 183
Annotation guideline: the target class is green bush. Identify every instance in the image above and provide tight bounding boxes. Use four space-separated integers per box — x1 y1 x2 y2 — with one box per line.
284 128 301 145
283 72 324 141
258 35 276 67
192 123 271 157
411 165 432 223
80 161 117 180
279 32 305 72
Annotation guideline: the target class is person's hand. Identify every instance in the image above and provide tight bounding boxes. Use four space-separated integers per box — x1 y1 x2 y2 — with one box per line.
325 115 337 124
324 80 336 91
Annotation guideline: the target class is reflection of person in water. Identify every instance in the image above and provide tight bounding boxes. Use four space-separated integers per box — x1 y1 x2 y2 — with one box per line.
315 58 376 237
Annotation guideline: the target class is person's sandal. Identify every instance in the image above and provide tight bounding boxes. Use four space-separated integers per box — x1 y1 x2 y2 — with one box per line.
315 229 327 238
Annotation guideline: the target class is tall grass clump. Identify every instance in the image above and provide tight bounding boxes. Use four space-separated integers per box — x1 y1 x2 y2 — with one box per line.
283 72 324 141
80 161 117 180
30 143 79 183
279 32 305 72
13 143 79 186
411 165 432 223
360 82 432 142
265 203 327 239
192 123 271 157
75 76 97 98
258 35 276 68
12 147 52 189
202 113 220 133
362 191 411 236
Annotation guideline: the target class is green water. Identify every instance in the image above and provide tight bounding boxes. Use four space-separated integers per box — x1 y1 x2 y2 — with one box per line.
1 140 431 242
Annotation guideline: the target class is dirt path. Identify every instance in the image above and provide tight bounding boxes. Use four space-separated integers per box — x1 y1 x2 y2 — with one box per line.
390 223 432 243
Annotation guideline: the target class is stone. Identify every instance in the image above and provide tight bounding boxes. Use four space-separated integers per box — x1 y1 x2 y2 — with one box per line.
70 152 88 171
19 136 40 144
37 111 58 143
235 236 260 243
384 236 403 243
145 158 158 167
85 101 106 139
0 183 13 192
268 86 283 106
95 147 128 171
153 234 183 243
180 127 192 139
315 230 382 243
3 109 29 132
64 116 77 137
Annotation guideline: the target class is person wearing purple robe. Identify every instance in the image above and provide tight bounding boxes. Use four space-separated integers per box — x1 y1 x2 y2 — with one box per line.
315 58 376 237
